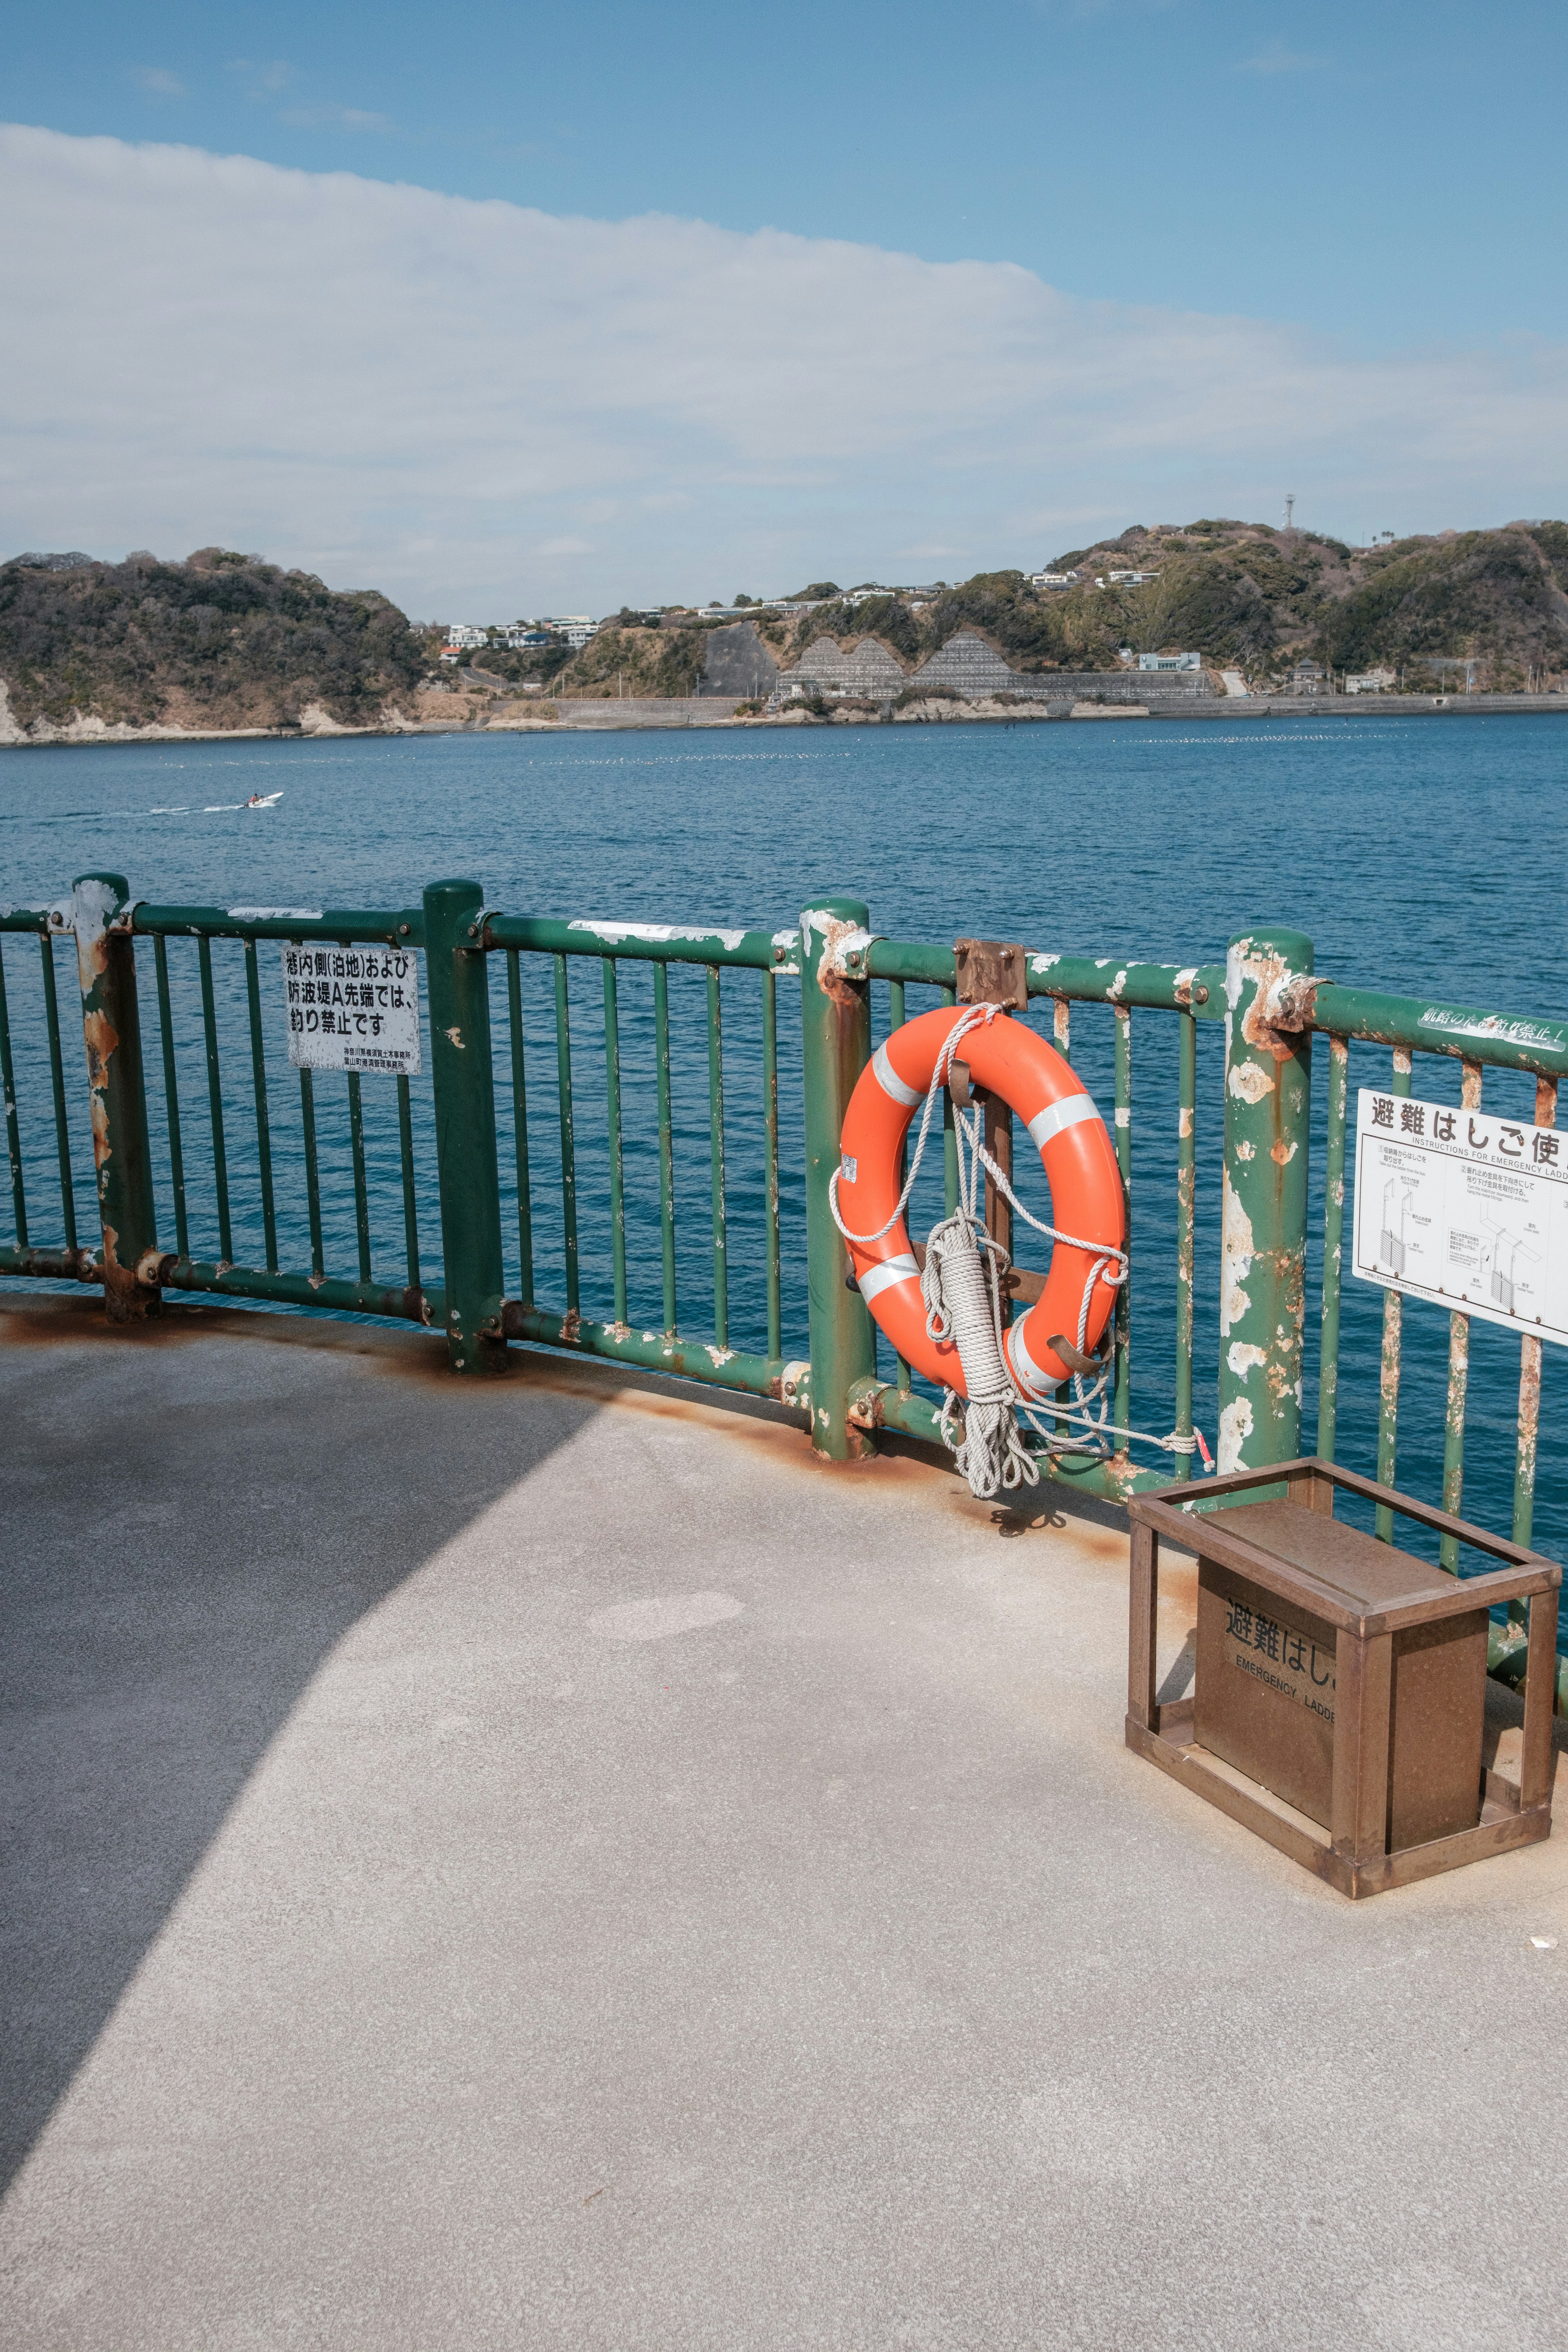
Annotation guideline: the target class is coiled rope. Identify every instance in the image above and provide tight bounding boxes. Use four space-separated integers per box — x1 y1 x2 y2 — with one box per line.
829 1006 1206 1497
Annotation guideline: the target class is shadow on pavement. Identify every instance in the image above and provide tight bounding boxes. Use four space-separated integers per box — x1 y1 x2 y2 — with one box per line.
0 1298 600 2194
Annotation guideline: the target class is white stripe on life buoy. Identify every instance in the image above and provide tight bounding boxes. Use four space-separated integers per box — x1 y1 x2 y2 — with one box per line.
1026 1093 1100 1151
859 1252 919 1303
1007 1319 1054 1401
871 1042 922 1108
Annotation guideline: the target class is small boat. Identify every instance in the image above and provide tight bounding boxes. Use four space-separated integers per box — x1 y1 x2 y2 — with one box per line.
246 792 283 808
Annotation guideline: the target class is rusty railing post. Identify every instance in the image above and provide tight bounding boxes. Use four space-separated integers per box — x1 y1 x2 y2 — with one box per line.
799 895 877 1457
423 879 508 1375
1217 927 1314 1472
71 872 160 1322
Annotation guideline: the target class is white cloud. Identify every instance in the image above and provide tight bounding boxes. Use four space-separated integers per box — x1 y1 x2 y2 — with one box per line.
131 68 188 98
0 122 1564 613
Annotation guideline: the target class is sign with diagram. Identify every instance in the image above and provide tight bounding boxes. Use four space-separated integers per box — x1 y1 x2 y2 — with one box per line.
1352 1087 1568 1345
280 943 422 1076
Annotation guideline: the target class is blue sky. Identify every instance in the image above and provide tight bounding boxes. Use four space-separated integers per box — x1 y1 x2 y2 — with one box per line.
5 3 1567 611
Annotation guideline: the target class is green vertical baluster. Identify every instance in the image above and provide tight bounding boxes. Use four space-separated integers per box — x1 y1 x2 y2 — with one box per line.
1218 931 1314 1476
603 958 627 1326
1113 1005 1132 1452
1374 1046 1412 1540
554 953 579 1315
396 1074 420 1292
1052 998 1072 1443
243 938 278 1270
763 967 782 1363
1512 1073 1556 1556
423 881 507 1375
39 935 78 1251
798 897 875 1458
706 964 728 1350
506 949 533 1306
888 978 911 1395
347 1071 372 1281
1316 1036 1349 1464
1173 1007 1196 1481
300 1067 325 1276
69 877 160 1319
153 936 189 1259
654 962 676 1333
0 940 27 1247
1438 1061 1481 1571
197 933 233 1263
940 981 958 1216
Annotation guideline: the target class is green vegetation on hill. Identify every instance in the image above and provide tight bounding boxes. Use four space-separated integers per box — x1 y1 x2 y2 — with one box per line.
554 624 704 699
757 521 1568 688
10 518 1567 734
1314 526 1568 685
0 548 425 731
1038 519 1568 685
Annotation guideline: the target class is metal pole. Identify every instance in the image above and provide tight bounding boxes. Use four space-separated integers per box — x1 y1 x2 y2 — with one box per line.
71 873 160 1322
799 895 876 1458
1217 927 1314 1472
423 879 508 1375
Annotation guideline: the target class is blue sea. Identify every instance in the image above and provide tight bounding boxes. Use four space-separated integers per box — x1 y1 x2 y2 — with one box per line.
3 714 1566 1571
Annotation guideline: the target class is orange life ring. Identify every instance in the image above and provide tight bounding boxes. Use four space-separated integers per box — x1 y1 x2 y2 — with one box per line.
836 1007 1125 1400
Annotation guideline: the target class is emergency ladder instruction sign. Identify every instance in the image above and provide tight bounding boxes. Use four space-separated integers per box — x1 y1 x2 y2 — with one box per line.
281 943 422 1076
1352 1086 1568 1345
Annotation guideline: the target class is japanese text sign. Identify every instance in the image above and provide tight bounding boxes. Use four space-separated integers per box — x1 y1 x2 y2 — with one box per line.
1353 1087 1568 1345
280 944 422 1076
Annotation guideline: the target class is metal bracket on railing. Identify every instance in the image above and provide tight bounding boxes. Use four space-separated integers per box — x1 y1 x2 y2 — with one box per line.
777 1359 812 1411
107 899 145 935
1261 970 1324 1032
137 1249 178 1288
43 898 74 935
949 1057 991 1112
468 907 505 946
954 938 1028 1010
802 909 882 986
846 1376 890 1431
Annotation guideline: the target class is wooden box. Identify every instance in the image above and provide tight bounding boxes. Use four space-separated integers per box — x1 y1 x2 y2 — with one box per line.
1127 1459 1560 1900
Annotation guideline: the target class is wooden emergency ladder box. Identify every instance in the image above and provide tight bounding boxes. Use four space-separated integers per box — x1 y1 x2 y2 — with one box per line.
1126 1459 1560 1899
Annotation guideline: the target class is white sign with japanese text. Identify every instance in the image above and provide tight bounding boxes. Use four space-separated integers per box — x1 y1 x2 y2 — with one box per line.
1352 1086 1568 1344
280 943 422 1076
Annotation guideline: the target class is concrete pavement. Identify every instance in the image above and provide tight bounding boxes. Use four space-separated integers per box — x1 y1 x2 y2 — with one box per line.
2 1294 1566 2350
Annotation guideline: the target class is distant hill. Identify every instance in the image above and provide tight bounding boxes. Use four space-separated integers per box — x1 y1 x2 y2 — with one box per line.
8 521 1567 739
721 521 1568 691
0 548 426 735
1035 519 1568 687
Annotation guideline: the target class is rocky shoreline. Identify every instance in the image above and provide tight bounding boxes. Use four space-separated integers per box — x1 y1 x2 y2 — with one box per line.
4 681 1567 748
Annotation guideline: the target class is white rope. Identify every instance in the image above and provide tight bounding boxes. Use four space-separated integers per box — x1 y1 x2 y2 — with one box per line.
830 1008 1205 1496
922 1209 1039 1496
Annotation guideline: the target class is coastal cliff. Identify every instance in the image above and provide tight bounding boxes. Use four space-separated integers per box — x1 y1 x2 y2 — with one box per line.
0 548 425 742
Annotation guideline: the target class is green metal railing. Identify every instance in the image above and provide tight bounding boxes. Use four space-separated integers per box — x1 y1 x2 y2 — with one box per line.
0 871 1563 1709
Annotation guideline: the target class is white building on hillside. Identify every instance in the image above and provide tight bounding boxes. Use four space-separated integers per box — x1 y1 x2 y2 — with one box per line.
1137 650 1202 673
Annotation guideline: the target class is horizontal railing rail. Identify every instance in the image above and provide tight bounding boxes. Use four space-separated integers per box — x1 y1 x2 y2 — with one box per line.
0 874 1562 1711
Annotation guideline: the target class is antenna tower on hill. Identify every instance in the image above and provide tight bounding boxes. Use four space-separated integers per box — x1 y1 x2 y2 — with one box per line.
1284 494 1296 533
